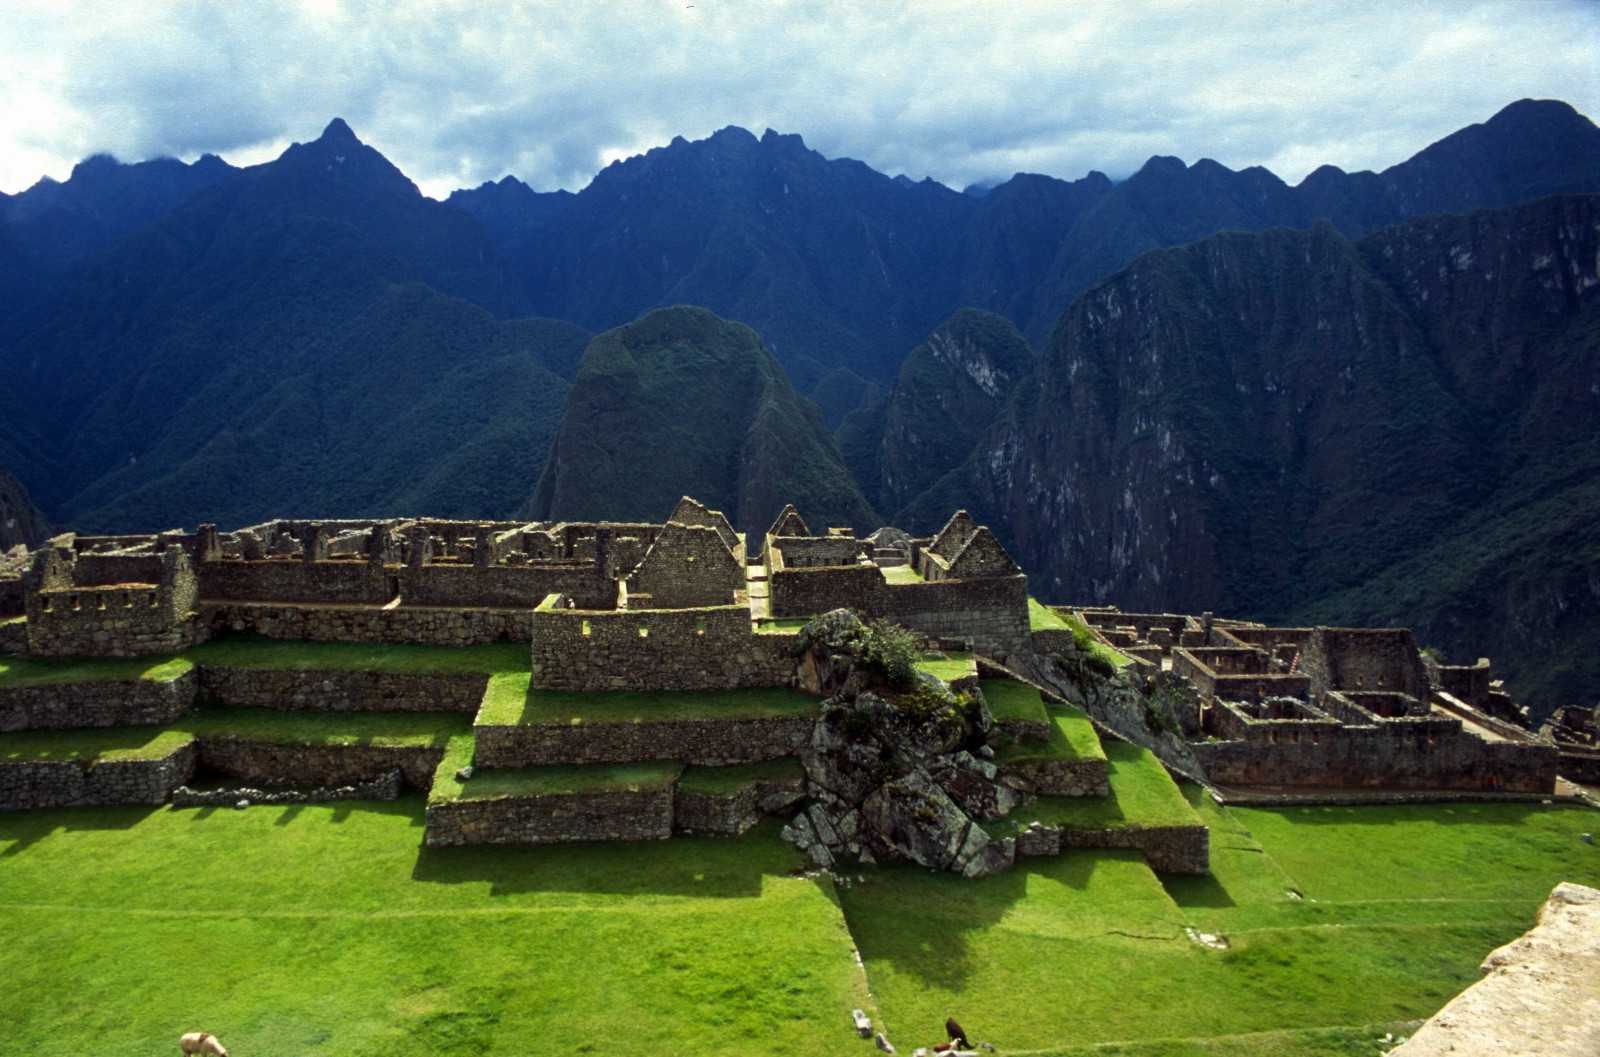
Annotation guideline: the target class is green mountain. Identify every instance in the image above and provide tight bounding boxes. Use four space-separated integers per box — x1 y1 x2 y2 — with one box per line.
920 195 1600 716
0 120 584 531
531 306 877 535
838 308 1034 521
0 462 51 550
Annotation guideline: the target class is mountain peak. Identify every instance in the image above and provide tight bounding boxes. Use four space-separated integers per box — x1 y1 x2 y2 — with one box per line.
320 117 361 144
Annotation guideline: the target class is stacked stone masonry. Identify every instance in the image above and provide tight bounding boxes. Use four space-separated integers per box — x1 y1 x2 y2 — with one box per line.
0 741 195 810
0 669 196 731
474 712 817 769
197 667 487 713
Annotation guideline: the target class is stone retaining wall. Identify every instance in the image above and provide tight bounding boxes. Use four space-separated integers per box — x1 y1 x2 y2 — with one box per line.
1193 726 1557 793
0 668 197 731
0 618 27 653
195 738 444 790
197 666 487 713
172 769 402 806
673 772 806 836
425 787 675 846
1017 820 1209 874
1001 757 1110 797
474 713 817 768
208 602 534 645
673 784 762 835
0 740 195 809
1556 746 1600 785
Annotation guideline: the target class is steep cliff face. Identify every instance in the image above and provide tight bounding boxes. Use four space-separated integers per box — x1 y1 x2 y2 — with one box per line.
940 195 1599 712
0 462 50 550
531 305 877 535
838 308 1034 525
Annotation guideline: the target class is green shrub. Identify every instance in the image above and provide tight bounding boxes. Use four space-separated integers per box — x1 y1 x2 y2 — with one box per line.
851 619 920 689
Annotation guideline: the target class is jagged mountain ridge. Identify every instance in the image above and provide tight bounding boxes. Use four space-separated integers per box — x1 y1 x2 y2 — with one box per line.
531 305 876 535
0 461 51 551
917 194 1600 714
452 99 1600 408
0 120 584 531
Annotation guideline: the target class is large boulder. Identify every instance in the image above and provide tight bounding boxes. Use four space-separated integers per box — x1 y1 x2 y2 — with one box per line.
786 611 1023 877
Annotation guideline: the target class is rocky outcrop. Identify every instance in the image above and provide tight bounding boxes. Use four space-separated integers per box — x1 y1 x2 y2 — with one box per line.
782 610 1019 877
1389 882 1600 1057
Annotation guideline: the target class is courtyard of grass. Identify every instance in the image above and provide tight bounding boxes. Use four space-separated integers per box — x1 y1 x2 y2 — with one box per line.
476 671 821 726
0 805 870 1057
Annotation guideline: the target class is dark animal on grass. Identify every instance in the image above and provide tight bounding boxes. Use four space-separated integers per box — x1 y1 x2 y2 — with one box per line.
934 1017 969 1052
180 1031 228 1056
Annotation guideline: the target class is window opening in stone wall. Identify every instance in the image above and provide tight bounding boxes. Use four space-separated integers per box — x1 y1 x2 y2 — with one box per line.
639 623 649 638
695 618 706 636
41 597 52 613
581 619 591 637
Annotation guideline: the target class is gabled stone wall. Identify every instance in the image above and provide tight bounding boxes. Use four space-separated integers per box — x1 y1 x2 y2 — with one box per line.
626 522 744 608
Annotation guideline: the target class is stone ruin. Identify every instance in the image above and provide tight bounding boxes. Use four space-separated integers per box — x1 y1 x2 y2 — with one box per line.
0 497 1573 866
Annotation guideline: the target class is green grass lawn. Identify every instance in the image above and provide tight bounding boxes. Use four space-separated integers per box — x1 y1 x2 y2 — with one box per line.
183 704 470 749
994 704 1106 765
677 758 803 796
880 564 924 584
841 791 1600 1056
0 726 194 763
478 672 821 726
914 651 974 682
1029 597 1073 632
0 806 871 1057
0 654 192 687
980 677 1052 728
439 762 686 803
186 635 529 675
999 740 1201 832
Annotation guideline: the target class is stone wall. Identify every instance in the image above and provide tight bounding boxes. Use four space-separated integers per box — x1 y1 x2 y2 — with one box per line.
1302 627 1430 700
673 784 763 835
195 738 445 790
627 522 745 608
0 617 27 654
197 667 487 713
0 668 197 731
530 599 797 691
0 578 23 619
1556 745 1600 784
199 557 616 610
208 602 534 645
1015 819 1209 874
425 786 676 847
766 568 1032 657
0 740 195 809
474 712 817 768
1193 724 1557 793
1000 757 1109 797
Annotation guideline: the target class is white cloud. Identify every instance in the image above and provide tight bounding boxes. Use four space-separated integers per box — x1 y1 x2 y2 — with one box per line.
0 0 1595 198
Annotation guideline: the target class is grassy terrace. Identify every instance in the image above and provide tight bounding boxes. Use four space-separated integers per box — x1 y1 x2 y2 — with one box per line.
678 757 804 796
0 806 870 1057
1034 601 1134 668
183 704 470 748
997 740 1200 833
880 564 924 584
0 653 192 687
980 677 1051 728
185 635 529 675
914 651 974 682
994 705 1106 766
477 671 821 726
753 618 810 634
1029 596 1073 632
0 726 194 763
434 761 685 804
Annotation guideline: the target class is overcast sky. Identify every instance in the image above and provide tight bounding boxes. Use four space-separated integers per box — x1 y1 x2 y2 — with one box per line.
1 0 1596 200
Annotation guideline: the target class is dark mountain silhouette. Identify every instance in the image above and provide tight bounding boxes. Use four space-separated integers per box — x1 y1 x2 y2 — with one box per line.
908 195 1600 715
0 461 50 550
0 120 578 531
532 305 876 535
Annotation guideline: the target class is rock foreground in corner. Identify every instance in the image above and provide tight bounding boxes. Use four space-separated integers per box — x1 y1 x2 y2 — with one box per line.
1389 881 1600 1057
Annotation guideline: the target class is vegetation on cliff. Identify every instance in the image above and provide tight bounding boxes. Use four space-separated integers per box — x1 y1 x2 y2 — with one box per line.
531 305 876 534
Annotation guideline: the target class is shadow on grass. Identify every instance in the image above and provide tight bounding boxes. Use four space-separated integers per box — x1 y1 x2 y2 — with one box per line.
0 804 158 856
1249 802 1593 828
1161 871 1238 910
410 817 803 900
